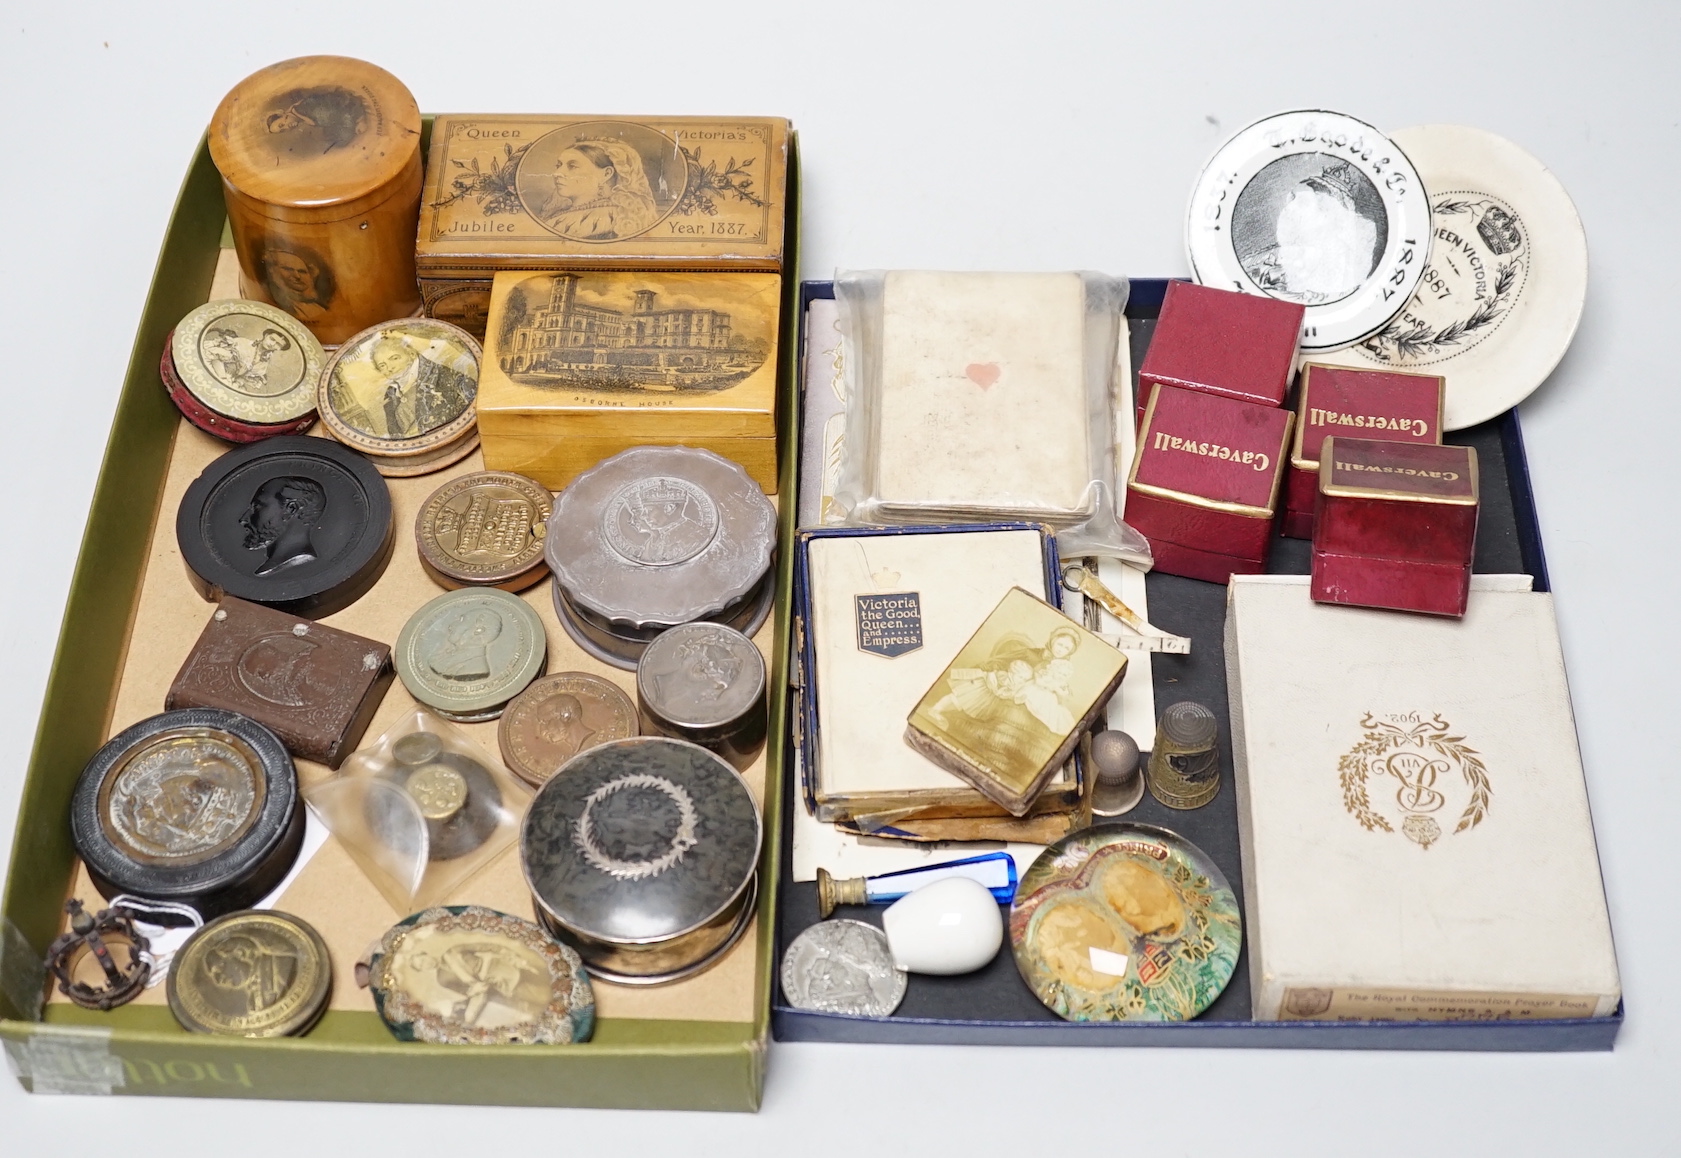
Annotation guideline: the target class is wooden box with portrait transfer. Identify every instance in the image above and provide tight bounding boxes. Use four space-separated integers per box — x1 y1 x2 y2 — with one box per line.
477 269 781 492
415 115 791 337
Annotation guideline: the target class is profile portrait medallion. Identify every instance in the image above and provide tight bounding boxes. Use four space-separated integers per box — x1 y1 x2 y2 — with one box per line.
168 910 331 1038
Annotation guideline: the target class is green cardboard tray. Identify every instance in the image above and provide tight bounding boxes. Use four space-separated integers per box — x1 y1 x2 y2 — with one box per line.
0 128 802 1111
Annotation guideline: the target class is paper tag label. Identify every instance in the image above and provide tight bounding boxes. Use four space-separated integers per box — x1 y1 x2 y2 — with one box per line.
855 592 923 658
1279 986 1602 1021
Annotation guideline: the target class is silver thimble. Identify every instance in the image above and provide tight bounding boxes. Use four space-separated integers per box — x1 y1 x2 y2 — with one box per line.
1089 730 1144 816
1147 701 1221 810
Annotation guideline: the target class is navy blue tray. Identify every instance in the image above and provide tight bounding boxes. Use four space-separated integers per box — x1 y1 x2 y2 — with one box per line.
771 279 1620 1050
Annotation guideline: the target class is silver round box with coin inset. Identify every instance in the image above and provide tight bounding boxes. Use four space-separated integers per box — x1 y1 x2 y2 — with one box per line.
544 447 776 670
636 622 766 771
520 736 761 985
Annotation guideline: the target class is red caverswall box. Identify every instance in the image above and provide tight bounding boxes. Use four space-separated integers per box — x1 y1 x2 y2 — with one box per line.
1126 384 1293 583
1283 363 1445 539
1311 437 1479 617
1136 281 1305 427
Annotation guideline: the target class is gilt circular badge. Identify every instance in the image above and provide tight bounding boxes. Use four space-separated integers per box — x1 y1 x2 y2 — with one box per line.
1011 824 1240 1022
1187 109 1431 351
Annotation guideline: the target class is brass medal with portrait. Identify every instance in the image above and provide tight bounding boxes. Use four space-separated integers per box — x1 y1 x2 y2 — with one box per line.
170 299 323 425
1010 824 1241 1022
366 905 594 1045
318 318 482 476
168 910 331 1037
394 588 548 721
498 673 638 789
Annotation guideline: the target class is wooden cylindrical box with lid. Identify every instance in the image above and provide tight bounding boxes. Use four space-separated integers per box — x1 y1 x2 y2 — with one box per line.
209 56 424 346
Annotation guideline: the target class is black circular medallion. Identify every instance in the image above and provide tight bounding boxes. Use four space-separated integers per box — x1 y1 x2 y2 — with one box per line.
176 436 394 618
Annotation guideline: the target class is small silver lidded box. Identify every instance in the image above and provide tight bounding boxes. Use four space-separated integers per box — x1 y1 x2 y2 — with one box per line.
520 736 761 985
636 622 767 770
545 446 776 670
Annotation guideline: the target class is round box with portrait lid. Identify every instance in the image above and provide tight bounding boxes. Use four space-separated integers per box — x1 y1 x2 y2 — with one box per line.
176 435 394 619
544 446 775 669
70 709 304 920
317 318 481 477
520 737 761 985
161 298 322 443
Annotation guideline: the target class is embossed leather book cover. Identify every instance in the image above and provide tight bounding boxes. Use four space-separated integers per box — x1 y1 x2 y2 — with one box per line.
477 270 779 492
1226 576 1620 1021
416 115 789 275
1124 384 1292 581
1284 363 1445 537
166 597 395 768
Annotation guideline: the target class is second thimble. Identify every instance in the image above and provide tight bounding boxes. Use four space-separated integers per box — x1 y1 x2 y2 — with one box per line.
1089 730 1145 817
1147 701 1221 810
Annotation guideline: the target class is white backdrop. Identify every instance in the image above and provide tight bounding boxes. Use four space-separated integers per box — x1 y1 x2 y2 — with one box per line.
2 3 1675 1152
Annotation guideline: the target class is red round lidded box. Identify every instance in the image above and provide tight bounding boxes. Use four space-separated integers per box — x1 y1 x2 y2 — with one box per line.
1310 436 1480 618
1125 383 1294 584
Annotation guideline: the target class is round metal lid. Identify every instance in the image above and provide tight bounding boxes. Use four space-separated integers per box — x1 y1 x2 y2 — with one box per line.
209 55 421 209
171 301 323 425
176 436 394 619
499 672 639 788
368 905 595 1045
416 470 552 589
1310 124 1589 429
394 588 548 716
1010 823 1240 1022
636 622 765 731
521 737 761 945
167 909 331 1037
544 447 775 631
71 710 299 905
1185 109 1432 351
318 319 480 460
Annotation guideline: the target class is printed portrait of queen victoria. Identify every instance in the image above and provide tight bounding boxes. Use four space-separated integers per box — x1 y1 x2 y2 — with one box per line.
1232 156 1388 306
516 122 686 243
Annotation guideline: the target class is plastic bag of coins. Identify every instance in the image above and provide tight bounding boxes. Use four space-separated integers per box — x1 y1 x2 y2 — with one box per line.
311 709 530 911
545 446 776 670
176 434 394 619
498 672 638 789
395 587 548 721
166 597 394 769
317 318 482 477
363 906 594 1045
1146 701 1221 810
167 910 331 1037
416 470 553 591
70 709 304 919
1010 824 1240 1022
521 737 761 984
636 622 766 771
163 300 322 443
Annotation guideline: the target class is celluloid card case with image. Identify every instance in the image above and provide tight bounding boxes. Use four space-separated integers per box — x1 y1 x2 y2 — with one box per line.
906 586 1127 817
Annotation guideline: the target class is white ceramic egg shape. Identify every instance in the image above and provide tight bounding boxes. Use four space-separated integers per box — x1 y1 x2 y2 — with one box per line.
881 876 1003 975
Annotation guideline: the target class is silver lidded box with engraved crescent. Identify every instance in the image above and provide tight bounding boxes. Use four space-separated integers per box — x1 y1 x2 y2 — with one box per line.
519 736 761 985
544 446 776 634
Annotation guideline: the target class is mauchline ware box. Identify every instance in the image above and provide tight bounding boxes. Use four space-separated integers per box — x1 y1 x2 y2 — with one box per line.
0 124 801 1111
771 280 1621 1051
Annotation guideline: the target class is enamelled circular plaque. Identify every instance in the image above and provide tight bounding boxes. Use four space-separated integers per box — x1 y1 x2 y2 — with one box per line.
317 318 481 475
1186 109 1432 351
168 909 331 1037
416 470 553 591
1312 125 1589 429
366 905 595 1045
176 435 394 619
498 673 638 789
1010 824 1240 1022
71 710 303 919
545 447 776 634
521 737 761 985
394 588 548 721
170 301 323 426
